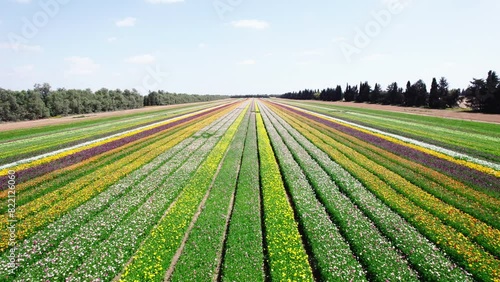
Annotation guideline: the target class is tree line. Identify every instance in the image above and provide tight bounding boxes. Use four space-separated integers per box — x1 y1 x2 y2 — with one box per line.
0 84 227 122
143 91 226 106
281 70 500 114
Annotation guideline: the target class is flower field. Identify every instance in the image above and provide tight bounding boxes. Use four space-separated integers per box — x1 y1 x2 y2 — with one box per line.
1 98 499 281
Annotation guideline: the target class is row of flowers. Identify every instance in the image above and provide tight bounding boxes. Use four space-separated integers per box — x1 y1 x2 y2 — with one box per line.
0 108 234 253
254 107 314 281
267 103 500 282
273 103 500 195
119 104 248 282
5 108 243 281
168 107 251 281
221 110 266 282
259 104 373 281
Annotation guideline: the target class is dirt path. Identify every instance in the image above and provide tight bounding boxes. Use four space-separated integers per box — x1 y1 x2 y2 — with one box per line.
0 100 233 132
276 99 500 124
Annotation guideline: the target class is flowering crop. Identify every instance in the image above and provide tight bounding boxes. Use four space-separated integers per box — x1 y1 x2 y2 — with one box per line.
0 103 235 186
281 109 500 229
0 107 235 253
119 103 248 282
255 107 314 281
261 103 418 281
269 103 500 282
221 109 265 282
169 107 250 281
272 103 500 194
68 109 242 282
9 107 242 281
265 102 473 281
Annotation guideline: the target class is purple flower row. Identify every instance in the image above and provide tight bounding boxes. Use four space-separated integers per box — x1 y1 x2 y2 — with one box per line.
0 104 232 189
274 103 500 192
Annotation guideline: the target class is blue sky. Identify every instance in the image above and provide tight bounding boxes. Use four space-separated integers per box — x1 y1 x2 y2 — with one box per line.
0 0 499 95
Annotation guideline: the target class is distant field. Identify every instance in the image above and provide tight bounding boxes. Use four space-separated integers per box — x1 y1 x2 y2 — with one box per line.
1 99 499 281
276 99 500 124
0 100 231 166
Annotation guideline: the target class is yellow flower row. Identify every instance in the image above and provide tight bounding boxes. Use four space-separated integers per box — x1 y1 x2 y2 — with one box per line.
297 106 499 177
120 103 249 282
0 105 229 177
0 107 233 252
255 105 314 282
280 110 500 282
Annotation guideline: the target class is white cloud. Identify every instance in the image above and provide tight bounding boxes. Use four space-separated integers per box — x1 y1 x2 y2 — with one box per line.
13 0 31 3
126 54 156 64
239 59 256 65
231 20 270 30
198 43 207 49
145 0 184 3
0 42 42 52
65 56 100 75
116 17 136 27
107 37 117 43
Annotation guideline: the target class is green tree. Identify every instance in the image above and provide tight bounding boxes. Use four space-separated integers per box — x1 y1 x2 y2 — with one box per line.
428 78 440 108
370 83 381 103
